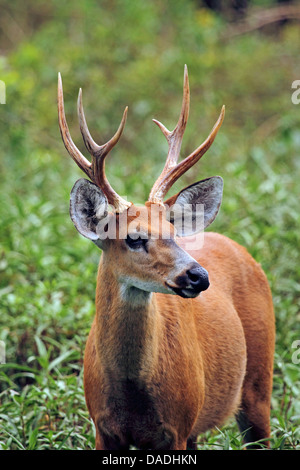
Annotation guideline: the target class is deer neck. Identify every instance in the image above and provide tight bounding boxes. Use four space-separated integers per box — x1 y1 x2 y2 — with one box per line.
95 255 161 382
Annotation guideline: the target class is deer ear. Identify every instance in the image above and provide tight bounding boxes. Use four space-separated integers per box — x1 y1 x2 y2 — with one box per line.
165 176 223 236
70 178 108 247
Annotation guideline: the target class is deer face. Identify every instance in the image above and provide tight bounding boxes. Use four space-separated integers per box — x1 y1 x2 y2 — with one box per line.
69 177 223 298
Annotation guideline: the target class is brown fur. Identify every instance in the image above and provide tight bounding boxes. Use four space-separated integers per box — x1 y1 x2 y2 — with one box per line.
83 207 275 450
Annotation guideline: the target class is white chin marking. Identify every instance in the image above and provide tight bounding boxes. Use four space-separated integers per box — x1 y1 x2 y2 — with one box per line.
182 289 199 298
119 284 152 305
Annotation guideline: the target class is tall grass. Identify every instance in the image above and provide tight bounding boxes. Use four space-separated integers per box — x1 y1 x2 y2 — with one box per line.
0 0 299 449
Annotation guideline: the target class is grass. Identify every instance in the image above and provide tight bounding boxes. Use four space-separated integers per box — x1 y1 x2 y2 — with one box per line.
0 0 300 450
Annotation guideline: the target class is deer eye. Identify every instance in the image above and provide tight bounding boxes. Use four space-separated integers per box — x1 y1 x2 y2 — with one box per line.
125 234 148 251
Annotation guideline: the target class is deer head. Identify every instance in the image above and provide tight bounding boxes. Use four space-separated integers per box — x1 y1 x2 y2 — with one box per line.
58 66 225 298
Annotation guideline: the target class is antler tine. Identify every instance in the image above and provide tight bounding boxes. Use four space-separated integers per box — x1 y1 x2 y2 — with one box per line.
152 64 190 173
58 73 93 180
77 88 128 162
148 65 190 205
153 105 225 203
77 88 129 210
148 64 225 205
58 73 131 213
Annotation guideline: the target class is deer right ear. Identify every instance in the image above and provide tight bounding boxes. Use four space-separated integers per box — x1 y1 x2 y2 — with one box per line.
70 178 108 247
164 176 223 236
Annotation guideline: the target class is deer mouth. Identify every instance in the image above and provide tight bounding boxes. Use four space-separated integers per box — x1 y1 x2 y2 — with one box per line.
165 283 201 299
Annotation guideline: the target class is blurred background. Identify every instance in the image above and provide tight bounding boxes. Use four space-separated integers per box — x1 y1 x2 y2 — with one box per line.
0 0 299 450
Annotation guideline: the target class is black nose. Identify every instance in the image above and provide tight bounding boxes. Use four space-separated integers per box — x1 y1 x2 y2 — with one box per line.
186 266 210 292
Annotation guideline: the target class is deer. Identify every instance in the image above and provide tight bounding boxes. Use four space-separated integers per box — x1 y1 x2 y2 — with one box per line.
57 66 275 450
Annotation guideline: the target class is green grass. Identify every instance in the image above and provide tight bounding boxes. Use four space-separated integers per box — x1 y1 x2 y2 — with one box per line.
0 0 300 450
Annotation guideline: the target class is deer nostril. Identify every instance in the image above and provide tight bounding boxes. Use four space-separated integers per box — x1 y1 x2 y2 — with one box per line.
186 266 210 291
187 268 201 283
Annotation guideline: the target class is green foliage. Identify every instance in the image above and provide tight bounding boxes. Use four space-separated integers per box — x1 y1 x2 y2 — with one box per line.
0 0 299 450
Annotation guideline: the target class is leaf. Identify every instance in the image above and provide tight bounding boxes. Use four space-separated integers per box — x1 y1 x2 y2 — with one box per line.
28 427 39 450
34 336 47 359
47 350 75 372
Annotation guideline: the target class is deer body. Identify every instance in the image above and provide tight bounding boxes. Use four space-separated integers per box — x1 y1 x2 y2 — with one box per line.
83 231 274 450
58 66 275 450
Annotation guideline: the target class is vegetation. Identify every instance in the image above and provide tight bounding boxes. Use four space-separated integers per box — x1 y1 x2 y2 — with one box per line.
0 0 299 450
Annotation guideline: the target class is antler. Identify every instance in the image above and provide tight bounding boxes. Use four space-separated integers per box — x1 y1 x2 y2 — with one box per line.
148 65 225 205
58 73 131 213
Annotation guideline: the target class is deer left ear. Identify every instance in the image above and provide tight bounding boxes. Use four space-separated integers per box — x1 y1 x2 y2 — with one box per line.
165 176 223 236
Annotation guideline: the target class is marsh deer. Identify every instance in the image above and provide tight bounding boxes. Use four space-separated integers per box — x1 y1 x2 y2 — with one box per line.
58 66 275 450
